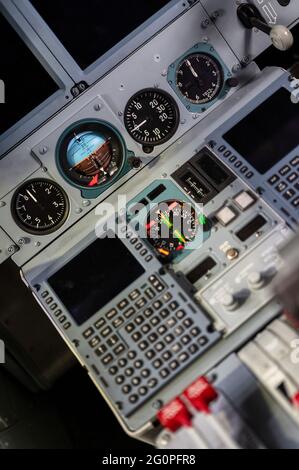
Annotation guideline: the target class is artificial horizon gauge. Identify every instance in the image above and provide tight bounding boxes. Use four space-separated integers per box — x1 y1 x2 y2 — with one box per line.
176 53 224 105
56 120 126 189
124 88 180 153
12 179 69 235
146 199 208 258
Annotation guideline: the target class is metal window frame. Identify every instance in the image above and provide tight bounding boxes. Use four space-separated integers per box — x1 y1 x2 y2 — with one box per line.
0 0 74 158
12 0 190 86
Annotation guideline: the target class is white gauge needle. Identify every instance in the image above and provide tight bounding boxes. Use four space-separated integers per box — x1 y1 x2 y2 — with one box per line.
186 60 198 78
132 120 147 132
26 190 38 203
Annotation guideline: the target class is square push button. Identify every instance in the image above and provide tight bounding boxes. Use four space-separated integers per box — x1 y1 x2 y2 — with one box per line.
234 191 255 211
215 206 237 226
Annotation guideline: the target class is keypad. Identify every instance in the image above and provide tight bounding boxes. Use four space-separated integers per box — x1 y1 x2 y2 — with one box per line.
267 156 299 211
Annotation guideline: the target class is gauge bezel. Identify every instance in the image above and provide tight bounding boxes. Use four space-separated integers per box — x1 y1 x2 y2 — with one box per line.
124 88 180 147
56 119 128 193
11 178 70 236
167 43 232 113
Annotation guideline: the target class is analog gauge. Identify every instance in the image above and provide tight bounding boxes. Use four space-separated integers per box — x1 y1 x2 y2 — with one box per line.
12 179 69 235
124 89 180 151
57 121 125 188
176 53 224 105
146 200 199 258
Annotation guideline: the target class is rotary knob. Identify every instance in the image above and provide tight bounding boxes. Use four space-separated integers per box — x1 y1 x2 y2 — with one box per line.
248 271 265 290
221 293 239 311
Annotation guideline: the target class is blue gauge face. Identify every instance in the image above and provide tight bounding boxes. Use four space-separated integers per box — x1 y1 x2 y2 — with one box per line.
58 122 125 188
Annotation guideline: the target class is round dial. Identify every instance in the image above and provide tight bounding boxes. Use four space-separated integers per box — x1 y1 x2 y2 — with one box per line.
12 179 69 235
124 89 180 148
57 121 125 188
146 200 198 258
176 53 224 105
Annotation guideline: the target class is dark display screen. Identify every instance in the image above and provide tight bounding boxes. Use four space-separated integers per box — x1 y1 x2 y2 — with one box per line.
223 88 299 175
48 236 145 326
30 0 172 70
0 13 58 137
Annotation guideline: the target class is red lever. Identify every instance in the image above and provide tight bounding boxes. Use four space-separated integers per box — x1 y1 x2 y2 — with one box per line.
183 376 218 414
293 392 299 409
157 398 192 432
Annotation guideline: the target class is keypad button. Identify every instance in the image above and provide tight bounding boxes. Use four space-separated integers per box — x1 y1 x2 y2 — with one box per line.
127 351 137 360
118 358 128 368
50 303 57 311
139 341 149 351
132 332 142 342
291 156 299 166
276 182 287 193
160 368 170 379
95 344 107 357
106 309 117 320
59 316 67 324
145 288 155 300
89 336 101 348
112 317 124 329
268 174 279 186
145 255 153 262
144 307 154 318
54 310 62 317
162 351 172 361
132 377 141 386
140 249 148 257
63 322 71 330
118 299 129 310
174 326 184 337
176 310 187 320
183 318 194 328
160 308 170 319
135 297 147 309
46 297 53 305
172 343 182 354
146 350 156 360
114 344 126 356
288 172 298 183
135 243 143 251
292 196 299 207
95 318 106 329
130 238 138 245
234 161 242 169
148 378 158 388
116 375 125 385
155 342 165 352
101 326 112 338
167 317 177 328
134 360 143 369
129 290 140 301
153 300 163 310
157 325 167 335
141 324 151 334
169 301 179 311
191 327 201 337
229 155 237 163
126 323 135 334
181 335 192 345
83 327 94 339
189 344 199 355
41 291 49 298
122 385 131 395
148 333 158 343
101 354 113 366
124 307 135 319
165 334 175 344
125 368 134 377
109 366 118 376
240 166 248 174
223 150 231 158
179 352 189 363
163 292 173 302
141 369 150 378
170 360 179 370
107 335 119 347
283 189 296 201
279 165 291 176
151 316 161 327
198 336 209 346
135 315 145 326
153 359 163 369
246 171 254 179
129 395 139 404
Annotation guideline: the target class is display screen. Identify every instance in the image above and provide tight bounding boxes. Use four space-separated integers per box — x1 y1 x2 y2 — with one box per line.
30 0 172 70
0 13 58 137
223 88 299 175
48 236 145 326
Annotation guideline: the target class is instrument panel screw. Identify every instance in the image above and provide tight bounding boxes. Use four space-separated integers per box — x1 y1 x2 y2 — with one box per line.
0 201 6 208
35 241 41 247
39 147 48 155
201 19 210 29
152 400 163 410
7 245 16 254
202 36 209 43
18 238 26 246
82 200 91 207
75 207 83 214
42 167 48 173
118 111 123 117
180 119 186 125
94 103 101 111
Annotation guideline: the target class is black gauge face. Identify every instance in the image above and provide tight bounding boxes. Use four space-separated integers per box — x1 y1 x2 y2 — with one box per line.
146 200 198 258
57 122 125 188
176 53 224 105
124 89 180 147
12 179 69 235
